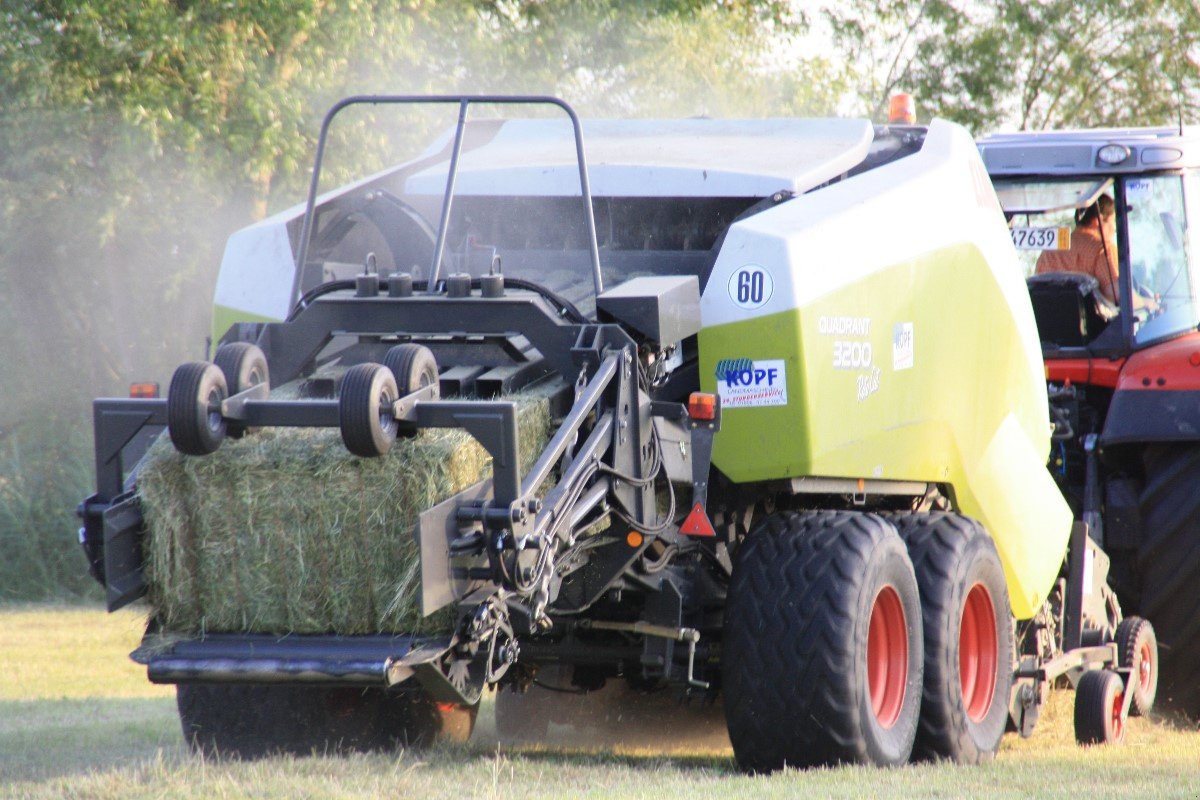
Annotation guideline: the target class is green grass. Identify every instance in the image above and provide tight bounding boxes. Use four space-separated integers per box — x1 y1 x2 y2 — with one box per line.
4 604 1200 799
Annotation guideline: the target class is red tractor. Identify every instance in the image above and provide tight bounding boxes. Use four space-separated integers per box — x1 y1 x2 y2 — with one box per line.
979 127 1199 717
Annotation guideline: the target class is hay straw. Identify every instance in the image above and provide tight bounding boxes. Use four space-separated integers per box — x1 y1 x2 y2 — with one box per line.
137 386 555 636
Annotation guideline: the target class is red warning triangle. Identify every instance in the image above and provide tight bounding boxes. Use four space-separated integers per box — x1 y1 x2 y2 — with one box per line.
680 502 716 537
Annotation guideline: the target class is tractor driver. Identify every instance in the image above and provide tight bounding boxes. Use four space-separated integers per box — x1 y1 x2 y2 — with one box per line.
1035 194 1120 305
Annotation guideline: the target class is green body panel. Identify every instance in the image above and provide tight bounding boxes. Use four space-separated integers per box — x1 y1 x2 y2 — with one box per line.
699 243 1070 619
211 304 281 349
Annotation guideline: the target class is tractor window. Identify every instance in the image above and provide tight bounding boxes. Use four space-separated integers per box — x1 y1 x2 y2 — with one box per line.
1127 174 1199 346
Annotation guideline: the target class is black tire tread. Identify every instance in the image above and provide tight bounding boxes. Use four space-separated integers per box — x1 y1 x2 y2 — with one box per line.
888 512 1013 764
1137 444 1200 716
384 343 439 397
1074 670 1124 745
723 510 922 772
167 361 226 456
339 363 396 457
213 343 269 438
1114 615 1157 717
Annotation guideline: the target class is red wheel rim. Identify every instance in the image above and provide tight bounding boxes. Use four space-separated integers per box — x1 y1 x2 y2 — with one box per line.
1111 689 1125 740
959 583 999 723
1138 640 1154 693
867 585 908 729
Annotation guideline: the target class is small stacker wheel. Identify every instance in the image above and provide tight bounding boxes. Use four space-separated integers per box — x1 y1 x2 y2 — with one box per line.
1074 669 1126 745
167 361 228 455
384 343 439 398
1115 616 1157 716
213 342 269 438
339 362 399 457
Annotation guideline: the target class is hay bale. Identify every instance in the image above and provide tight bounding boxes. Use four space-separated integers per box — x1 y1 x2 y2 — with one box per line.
137 387 555 636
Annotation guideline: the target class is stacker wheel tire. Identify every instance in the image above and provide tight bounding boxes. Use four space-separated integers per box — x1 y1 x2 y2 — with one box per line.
384 343 440 398
177 684 476 758
213 343 269 438
167 362 228 456
723 510 923 772
1115 616 1157 717
1137 444 1200 718
1074 670 1126 745
339 363 399 457
494 685 552 744
889 512 1013 764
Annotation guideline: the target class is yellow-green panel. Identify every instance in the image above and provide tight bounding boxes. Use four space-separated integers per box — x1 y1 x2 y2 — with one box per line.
211 304 281 348
698 243 1072 619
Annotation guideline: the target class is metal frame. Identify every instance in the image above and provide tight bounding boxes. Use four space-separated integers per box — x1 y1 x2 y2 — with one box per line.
291 95 604 308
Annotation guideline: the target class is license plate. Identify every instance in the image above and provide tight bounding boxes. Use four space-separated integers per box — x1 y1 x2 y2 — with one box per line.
1010 226 1071 251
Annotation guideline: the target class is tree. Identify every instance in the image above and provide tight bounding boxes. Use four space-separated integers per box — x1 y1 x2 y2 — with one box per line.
827 0 1200 132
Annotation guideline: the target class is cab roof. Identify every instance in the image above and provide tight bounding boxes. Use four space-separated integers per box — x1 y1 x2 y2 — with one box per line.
978 126 1200 176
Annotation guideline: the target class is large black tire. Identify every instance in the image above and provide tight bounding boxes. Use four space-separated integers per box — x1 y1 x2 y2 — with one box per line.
167 362 227 455
212 343 269 438
1137 444 1200 717
1074 670 1126 745
889 512 1013 764
177 684 476 758
723 510 923 772
384 344 440 398
339 363 399 457
1115 616 1157 717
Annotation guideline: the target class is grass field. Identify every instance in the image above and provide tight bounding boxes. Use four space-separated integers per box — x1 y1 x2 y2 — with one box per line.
4 604 1200 799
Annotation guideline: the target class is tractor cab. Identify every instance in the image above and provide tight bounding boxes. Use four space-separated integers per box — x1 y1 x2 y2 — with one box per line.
978 129 1200 357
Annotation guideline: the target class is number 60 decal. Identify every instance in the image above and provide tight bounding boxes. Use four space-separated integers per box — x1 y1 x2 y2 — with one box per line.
727 265 774 310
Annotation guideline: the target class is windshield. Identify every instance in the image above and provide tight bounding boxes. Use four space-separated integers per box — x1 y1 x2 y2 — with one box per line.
1125 174 1199 345
995 174 1200 347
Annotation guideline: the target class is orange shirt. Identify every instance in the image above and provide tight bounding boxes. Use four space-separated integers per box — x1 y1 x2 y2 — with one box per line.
1035 223 1120 303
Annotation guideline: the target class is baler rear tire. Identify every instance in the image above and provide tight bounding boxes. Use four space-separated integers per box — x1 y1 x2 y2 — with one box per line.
177 684 476 758
1115 616 1157 717
339 363 399 457
723 510 922 772
167 362 227 456
889 512 1013 764
1137 444 1200 717
384 344 440 398
213 343 269 438
1074 670 1126 745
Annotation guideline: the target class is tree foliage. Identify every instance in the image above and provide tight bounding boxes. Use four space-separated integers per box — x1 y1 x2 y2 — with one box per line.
828 0 1200 132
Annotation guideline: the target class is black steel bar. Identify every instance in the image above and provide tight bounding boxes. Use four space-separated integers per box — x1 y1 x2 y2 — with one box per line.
241 400 340 427
291 94 603 307
521 354 619 495
428 99 469 290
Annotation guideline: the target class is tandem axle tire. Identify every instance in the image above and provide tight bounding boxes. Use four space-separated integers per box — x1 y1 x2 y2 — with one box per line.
339 363 399 457
723 510 923 772
1115 616 1157 717
384 343 439 398
213 342 269 438
889 512 1013 764
167 362 228 455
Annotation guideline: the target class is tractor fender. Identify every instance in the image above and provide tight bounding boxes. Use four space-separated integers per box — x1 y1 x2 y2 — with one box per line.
1102 331 1200 446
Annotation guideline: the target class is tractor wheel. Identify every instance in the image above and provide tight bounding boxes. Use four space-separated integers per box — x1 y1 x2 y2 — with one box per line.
1137 444 1200 717
177 684 476 758
213 343 269 438
339 363 399 457
1115 616 1157 717
384 344 440 398
167 362 227 456
890 512 1013 764
723 510 922 772
1074 670 1126 745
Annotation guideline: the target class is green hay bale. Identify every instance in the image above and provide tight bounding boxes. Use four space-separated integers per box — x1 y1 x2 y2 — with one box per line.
137 387 555 636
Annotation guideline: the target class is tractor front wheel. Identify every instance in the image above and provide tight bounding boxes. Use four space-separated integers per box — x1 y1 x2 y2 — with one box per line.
890 512 1013 764
723 510 923 772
